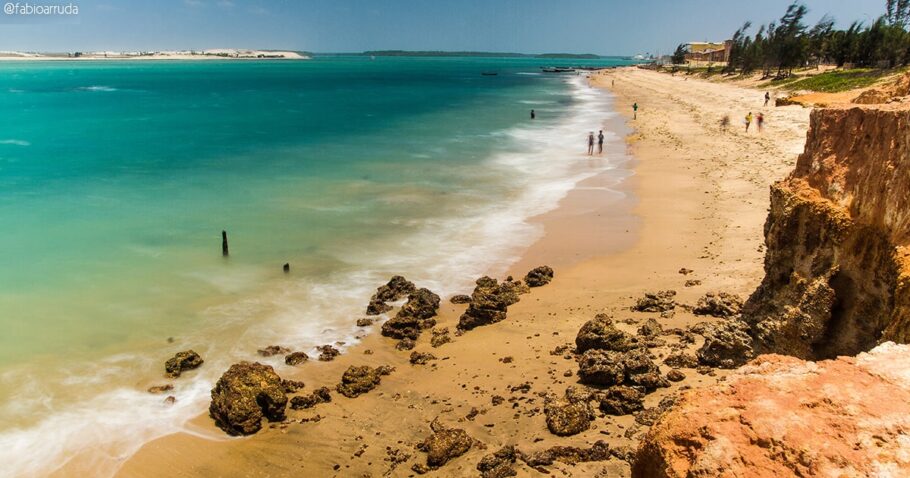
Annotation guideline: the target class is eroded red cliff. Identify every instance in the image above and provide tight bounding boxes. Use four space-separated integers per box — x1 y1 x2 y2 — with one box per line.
743 105 910 359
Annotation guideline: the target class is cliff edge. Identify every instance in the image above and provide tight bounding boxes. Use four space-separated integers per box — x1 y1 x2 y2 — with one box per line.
633 342 910 478
742 105 910 359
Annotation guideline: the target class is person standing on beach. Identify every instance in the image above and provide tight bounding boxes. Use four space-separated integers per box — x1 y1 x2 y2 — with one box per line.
764 92 771 106
745 112 753 132
633 102 638 119
587 132 595 155
530 109 536 120
757 112 765 132
720 114 730 133
597 130 604 154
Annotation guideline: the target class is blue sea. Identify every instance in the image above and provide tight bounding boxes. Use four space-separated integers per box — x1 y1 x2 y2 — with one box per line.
0 56 633 476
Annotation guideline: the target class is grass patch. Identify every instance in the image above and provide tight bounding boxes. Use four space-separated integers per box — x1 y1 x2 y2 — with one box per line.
783 69 887 92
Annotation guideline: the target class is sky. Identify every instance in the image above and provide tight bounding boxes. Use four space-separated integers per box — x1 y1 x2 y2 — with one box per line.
0 0 889 55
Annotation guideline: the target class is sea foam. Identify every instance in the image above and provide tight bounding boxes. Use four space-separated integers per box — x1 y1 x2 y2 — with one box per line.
0 75 628 478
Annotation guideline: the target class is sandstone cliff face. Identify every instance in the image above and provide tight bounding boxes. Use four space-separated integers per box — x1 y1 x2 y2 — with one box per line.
633 343 910 478
743 106 910 359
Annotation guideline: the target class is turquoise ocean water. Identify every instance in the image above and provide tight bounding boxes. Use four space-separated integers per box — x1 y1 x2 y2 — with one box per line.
0 56 633 476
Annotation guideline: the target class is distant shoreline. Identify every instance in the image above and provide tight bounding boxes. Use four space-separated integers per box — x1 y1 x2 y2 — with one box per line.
0 50 309 61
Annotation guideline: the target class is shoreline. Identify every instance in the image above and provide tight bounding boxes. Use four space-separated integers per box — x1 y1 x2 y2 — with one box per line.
21 71 630 477
80 67 809 477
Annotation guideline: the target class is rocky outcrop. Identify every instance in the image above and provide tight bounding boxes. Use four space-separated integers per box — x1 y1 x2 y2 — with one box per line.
366 275 416 315
290 387 331 410
692 292 743 317
380 288 440 340
477 446 518 478
316 345 340 361
598 385 645 416
695 320 755 368
335 365 390 398
164 350 203 378
523 265 554 287
257 345 290 357
577 348 668 391
743 106 910 360
521 441 611 467
544 398 593 436
575 314 638 353
457 277 517 331
632 290 676 313
209 361 287 436
449 294 471 304
633 343 910 477
417 419 474 469
284 351 309 366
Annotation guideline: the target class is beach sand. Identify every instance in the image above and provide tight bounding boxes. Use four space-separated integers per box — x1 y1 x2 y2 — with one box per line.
98 67 811 477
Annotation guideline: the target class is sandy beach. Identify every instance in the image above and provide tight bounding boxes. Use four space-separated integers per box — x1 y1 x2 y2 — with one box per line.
92 67 813 477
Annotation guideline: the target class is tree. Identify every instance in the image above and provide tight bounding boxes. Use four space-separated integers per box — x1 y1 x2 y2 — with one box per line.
773 2 809 76
808 15 836 68
725 22 752 73
887 0 910 27
672 44 687 65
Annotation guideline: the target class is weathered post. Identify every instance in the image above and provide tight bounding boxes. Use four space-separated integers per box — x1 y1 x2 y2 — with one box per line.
283 263 290 273
222 230 229 257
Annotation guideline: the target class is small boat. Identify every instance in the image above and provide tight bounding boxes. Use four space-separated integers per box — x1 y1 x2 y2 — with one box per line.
481 72 498 76
542 67 576 73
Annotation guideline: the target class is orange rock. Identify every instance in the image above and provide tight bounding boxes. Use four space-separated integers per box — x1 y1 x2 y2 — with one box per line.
633 343 910 477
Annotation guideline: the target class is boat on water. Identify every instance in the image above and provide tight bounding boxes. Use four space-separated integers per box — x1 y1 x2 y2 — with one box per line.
541 67 576 73
481 72 498 76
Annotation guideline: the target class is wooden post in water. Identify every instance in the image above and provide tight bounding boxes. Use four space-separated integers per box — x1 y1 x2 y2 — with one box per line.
222 230 229 257
283 263 290 273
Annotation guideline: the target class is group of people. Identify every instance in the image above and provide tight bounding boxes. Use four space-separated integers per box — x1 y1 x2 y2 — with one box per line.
719 92 770 134
529 109 610 156
586 130 605 155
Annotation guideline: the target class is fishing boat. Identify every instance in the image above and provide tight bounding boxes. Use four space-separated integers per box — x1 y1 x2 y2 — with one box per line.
541 67 576 73
481 72 498 76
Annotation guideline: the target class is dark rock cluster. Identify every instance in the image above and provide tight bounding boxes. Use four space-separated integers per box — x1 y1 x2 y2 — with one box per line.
209 361 287 436
458 276 522 331
336 365 391 398
693 292 744 318
632 290 677 313
290 386 332 410
164 350 203 378
523 265 554 287
416 419 475 469
380 288 441 345
366 275 416 316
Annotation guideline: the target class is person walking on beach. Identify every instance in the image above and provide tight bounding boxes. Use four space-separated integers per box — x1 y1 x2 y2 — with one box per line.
757 112 765 132
633 102 638 119
720 114 730 133
587 132 595 155
764 92 771 106
530 109 536 120
745 112 753 132
597 130 604 154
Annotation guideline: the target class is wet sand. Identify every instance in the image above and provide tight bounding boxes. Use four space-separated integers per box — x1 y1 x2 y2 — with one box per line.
104 67 812 477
